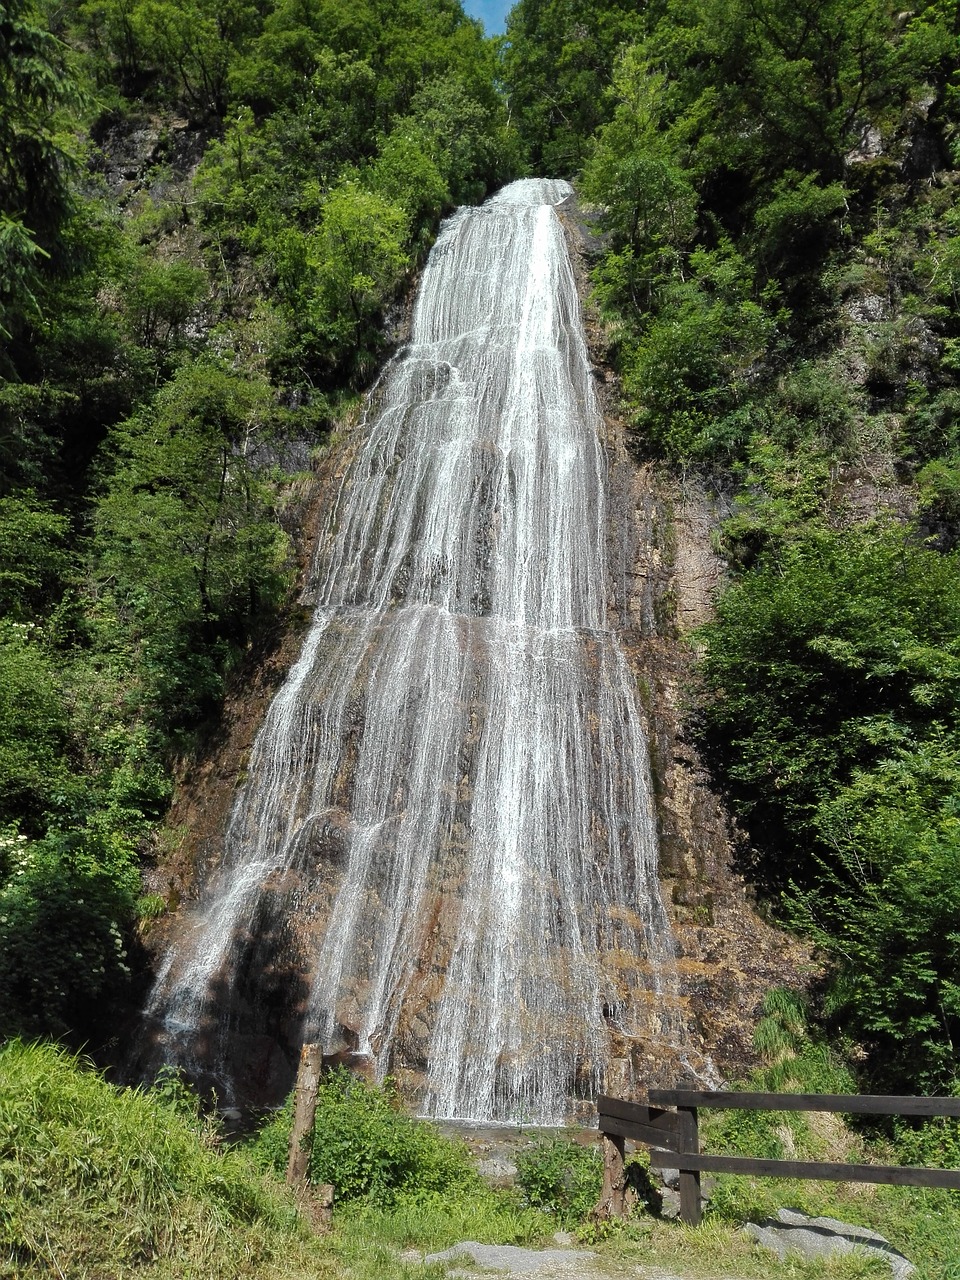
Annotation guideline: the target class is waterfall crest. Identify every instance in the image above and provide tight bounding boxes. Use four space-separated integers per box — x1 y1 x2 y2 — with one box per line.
141 178 686 1123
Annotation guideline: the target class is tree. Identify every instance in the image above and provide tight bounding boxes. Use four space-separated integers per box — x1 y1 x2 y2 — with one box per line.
698 526 960 891
0 825 139 1042
94 359 292 727
618 242 784 462
0 492 69 618
78 0 260 114
799 744 960 1093
0 622 75 831
581 55 697 278
0 0 81 349
502 0 645 173
269 183 409 382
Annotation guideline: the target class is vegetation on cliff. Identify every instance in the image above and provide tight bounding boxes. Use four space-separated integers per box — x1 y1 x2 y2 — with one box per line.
4 0 960 1214
0 0 512 1050
504 0 960 1096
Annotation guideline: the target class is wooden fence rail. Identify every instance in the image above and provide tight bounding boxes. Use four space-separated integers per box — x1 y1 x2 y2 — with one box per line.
596 1090 960 1226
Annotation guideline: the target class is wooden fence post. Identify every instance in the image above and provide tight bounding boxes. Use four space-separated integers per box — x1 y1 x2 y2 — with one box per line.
594 1131 628 1220
676 1103 701 1227
286 1042 323 1186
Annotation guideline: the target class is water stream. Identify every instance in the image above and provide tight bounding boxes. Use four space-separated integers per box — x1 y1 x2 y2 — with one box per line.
140 178 684 1123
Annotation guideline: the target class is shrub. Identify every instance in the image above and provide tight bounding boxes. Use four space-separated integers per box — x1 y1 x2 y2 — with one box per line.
0 826 138 1042
248 1068 482 1207
515 1137 602 1226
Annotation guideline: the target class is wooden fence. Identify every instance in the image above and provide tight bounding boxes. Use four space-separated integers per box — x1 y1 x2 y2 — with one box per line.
596 1089 960 1226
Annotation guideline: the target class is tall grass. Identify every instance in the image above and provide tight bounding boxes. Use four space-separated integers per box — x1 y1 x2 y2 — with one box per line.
0 1040 332 1279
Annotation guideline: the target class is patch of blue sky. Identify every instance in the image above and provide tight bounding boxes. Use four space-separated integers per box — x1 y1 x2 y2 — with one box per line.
460 0 512 36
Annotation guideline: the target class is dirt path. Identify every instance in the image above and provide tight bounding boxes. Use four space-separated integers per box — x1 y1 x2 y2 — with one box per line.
416 1242 748 1280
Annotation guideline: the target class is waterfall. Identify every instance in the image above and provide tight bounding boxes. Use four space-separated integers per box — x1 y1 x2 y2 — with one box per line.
140 178 685 1123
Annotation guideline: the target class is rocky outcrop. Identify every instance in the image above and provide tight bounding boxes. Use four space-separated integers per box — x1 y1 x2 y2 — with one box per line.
136 189 813 1111
561 196 815 1085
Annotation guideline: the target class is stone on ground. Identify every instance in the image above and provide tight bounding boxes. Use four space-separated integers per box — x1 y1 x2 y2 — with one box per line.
422 1242 593 1275
744 1208 915 1278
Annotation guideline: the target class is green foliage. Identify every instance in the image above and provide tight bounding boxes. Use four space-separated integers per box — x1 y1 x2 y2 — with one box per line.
642 0 903 186
751 988 857 1096
0 623 75 831
249 1069 482 1207
192 5 509 386
123 254 206 352
0 493 69 616
0 0 82 345
753 172 848 271
579 52 697 309
794 743 960 1092
918 453 960 533
514 1136 602 1226
78 0 260 112
93 357 292 727
0 1039 328 1280
565 0 960 477
502 0 646 173
699 525 960 1090
698 525 960 882
0 825 138 1042
620 244 784 463
274 181 410 380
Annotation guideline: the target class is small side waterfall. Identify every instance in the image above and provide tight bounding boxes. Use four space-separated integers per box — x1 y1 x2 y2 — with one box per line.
140 178 687 1123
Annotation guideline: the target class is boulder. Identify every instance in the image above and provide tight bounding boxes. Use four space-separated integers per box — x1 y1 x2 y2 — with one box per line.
745 1208 914 1279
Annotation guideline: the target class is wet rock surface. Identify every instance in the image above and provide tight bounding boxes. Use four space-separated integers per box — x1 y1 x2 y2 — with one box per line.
137 186 814 1111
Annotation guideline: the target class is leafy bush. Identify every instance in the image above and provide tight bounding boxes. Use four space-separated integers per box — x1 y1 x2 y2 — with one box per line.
0 826 138 1042
515 1137 602 1226
620 244 783 464
0 494 69 620
797 744 960 1093
0 623 75 831
699 525 960 1091
698 524 960 888
93 358 293 732
248 1068 482 1206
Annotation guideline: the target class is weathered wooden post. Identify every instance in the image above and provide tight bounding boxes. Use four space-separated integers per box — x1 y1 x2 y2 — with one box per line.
595 1130 628 1220
286 1042 323 1186
285 1043 334 1229
676 1101 701 1226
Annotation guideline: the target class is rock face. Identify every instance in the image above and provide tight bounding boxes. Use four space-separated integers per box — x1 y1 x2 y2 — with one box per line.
133 182 812 1117
745 1209 915 1278
561 197 814 1084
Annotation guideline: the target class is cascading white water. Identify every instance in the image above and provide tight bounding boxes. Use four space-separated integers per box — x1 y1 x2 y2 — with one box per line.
142 178 684 1122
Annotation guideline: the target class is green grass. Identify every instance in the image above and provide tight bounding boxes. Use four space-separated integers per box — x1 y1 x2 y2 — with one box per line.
587 1219 893 1278
335 1187 550 1253
702 1172 960 1280
0 1040 332 1279
4 1038 960 1280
